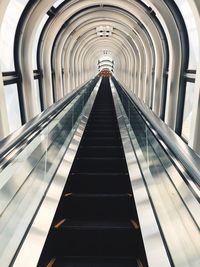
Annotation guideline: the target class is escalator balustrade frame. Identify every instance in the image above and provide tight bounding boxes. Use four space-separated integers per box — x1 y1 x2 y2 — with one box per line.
12 79 102 267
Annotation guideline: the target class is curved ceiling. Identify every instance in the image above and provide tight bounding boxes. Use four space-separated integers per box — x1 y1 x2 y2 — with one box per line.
0 0 193 140
1 0 200 153
15 0 170 119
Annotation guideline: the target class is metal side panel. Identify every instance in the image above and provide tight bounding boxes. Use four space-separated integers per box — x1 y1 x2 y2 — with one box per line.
110 78 171 267
10 79 102 267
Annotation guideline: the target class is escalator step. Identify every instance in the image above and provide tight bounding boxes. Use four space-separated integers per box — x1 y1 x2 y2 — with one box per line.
65 173 131 194
77 146 124 157
88 114 116 119
54 220 138 257
89 114 116 119
88 119 117 124
37 78 148 267
84 130 120 138
70 157 127 173
85 124 118 130
58 194 135 219
52 257 138 267
81 137 122 146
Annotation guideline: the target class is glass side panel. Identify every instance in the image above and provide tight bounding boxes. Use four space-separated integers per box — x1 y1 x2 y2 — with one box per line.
181 82 195 141
34 79 41 113
0 0 29 71
113 79 200 267
4 84 22 133
0 78 100 267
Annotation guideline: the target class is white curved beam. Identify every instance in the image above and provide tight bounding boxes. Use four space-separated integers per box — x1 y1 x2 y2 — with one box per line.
142 0 182 129
187 1 200 152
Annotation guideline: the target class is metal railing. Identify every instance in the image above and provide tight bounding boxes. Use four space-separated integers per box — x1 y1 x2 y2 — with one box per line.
0 77 99 168
112 77 200 191
0 77 100 267
111 77 200 267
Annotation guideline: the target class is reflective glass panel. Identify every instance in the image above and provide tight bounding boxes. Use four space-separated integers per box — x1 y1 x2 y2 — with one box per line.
4 84 22 133
34 79 41 113
112 80 200 267
0 0 29 71
0 78 99 266
181 82 195 141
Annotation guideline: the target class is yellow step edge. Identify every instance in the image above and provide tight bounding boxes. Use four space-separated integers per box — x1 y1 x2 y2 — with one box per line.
137 259 144 267
130 219 140 230
46 257 56 267
64 193 73 197
54 219 66 229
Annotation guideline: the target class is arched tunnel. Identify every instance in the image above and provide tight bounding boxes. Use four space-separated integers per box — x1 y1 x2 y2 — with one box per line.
0 1 199 267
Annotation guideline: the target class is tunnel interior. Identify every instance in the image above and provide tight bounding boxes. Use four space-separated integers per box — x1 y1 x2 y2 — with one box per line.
0 1 200 267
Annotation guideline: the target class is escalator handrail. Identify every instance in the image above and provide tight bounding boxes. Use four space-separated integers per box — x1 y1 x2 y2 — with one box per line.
113 77 200 188
0 78 99 160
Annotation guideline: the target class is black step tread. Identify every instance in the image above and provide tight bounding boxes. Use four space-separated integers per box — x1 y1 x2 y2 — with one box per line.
89 115 116 119
88 119 117 124
88 116 116 119
84 129 119 133
86 123 118 128
84 131 120 138
75 157 125 160
60 193 135 219
79 145 123 149
64 193 132 198
56 219 134 230
81 137 122 146
85 125 119 130
68 172 129 176
65 173 131 193
82 136 121 140
54 226 138 257
77 146 123 157
52 257 138 267
71 158 127 173
91 112 115 114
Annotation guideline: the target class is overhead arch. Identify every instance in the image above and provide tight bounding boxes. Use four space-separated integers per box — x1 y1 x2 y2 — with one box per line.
49 6 161 107
1 0 200 153
38 0 166 110
7 0 188 143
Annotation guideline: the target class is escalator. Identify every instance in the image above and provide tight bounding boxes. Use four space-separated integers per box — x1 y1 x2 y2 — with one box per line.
37 78 148 267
